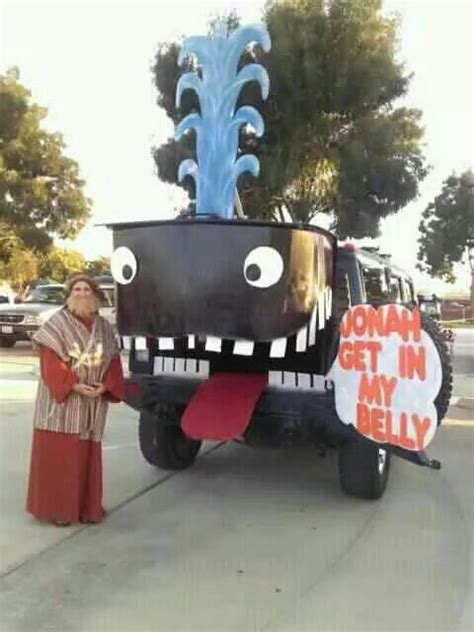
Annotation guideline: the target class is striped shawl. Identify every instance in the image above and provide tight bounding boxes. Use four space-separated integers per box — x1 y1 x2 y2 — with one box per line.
32 308 119 441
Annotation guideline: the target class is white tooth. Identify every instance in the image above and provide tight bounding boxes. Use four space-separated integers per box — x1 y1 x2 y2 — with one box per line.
296 327 308 352
163 357 174 372
186 358 197 373
135 336 147 350
205 336 222 352
175 358 186 374
153 356 164 374
283 372 297 386
308 306 317 346
268 371 283 386
187 335 195 349
312 375 326 391
159 337 174 350
325 287 332 318
197 360 209 377
233 340 254 356
122 336 131 350
298 373 311 388
270 337 287 357
318 292 326 330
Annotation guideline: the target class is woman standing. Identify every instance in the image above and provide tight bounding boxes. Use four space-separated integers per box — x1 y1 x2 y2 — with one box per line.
26 274 124 526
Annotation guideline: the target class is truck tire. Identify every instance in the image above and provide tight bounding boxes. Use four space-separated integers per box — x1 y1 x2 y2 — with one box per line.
138 406 201 470
0 336 16 348
338 440 391 500
420 313 453 423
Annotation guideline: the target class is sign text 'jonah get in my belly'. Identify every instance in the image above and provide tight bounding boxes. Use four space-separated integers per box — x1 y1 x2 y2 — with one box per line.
329 305 443 451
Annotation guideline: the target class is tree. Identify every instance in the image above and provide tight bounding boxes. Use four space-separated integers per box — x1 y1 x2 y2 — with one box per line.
4 249 38 292
151 0 427 237
417 170 474 283
38 246 86 283
86 257 111 277
0 221 22 263
0 68 92 252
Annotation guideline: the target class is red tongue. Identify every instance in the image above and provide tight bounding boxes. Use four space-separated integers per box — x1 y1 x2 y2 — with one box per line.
181 373 268 440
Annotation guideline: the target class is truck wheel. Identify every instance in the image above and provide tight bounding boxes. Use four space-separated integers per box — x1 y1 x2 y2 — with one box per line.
420 313 453 423
138 406 201 470
338 440 391 500
0 336 16 348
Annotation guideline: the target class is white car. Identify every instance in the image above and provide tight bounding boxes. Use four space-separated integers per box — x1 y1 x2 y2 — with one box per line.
0 282 116 348
0 293 15 306
0 284 64 348
98 283 117 326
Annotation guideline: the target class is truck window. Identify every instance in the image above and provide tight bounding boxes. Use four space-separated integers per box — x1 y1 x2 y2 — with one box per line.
362 266 390 304
401 278 414 304
388 275 402 303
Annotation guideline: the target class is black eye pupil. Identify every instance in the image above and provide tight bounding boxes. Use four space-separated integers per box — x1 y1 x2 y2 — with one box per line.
246 264 261 282
122 264 133 280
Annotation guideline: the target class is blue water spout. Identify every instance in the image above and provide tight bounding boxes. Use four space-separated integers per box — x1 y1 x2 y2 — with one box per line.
174 24 271 218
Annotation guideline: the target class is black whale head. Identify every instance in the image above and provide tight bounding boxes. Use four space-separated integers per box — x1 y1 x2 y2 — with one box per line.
110 219 334 342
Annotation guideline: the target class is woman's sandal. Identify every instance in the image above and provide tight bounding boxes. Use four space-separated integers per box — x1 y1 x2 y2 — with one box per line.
53 520 71 527
79 509 107 524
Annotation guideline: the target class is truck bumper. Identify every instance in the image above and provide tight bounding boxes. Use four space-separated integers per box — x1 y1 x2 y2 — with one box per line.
123 373 441 468
0 325 38 341
125 373 354 446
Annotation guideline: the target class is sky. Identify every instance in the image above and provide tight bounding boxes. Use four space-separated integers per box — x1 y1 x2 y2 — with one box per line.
1 0 473 295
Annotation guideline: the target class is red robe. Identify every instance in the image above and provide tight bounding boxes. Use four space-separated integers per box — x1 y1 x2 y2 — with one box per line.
26 316 124 524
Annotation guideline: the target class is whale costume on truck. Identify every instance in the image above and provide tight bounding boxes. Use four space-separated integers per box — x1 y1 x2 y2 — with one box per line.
108 24 452 499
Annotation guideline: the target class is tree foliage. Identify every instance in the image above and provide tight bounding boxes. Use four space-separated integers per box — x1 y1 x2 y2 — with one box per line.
0 222 22 263
0 68 91 251
151 0 427 237
417 170 474 283
86 256 111 277
38 246 86 283
0 68 93 289
4 249 38 291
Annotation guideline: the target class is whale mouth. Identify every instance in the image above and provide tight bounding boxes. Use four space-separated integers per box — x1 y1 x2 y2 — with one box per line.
119 287 332 442
120 287 333 359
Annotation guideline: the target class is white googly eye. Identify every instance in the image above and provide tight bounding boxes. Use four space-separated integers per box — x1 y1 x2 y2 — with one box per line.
111 247 137 285
243 246 284 288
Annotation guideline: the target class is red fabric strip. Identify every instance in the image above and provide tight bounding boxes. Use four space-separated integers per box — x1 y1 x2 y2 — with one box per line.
181 373 267 441
102 355 125 402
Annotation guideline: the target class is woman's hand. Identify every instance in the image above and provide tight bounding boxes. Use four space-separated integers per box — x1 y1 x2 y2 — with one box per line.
91 382 106 396
72 383 98 397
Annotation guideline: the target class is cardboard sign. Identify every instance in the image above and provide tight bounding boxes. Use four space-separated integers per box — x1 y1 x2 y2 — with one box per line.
329 305 442 451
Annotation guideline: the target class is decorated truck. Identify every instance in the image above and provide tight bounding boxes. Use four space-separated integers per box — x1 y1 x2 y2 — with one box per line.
107 24 452 499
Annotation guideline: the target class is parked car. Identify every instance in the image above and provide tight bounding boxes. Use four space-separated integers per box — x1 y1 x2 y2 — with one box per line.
0 281 15 306
418 294 455 356
0 293 15 306
95 276 116 326
0 284 65 347
0 281 116 347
